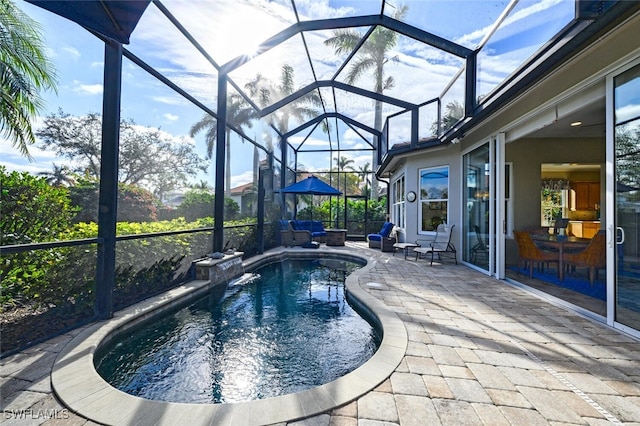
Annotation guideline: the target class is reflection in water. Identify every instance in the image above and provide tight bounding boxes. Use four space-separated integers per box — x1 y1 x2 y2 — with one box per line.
95 258 380 404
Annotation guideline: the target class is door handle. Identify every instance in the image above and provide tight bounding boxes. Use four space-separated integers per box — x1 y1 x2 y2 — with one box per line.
616 226 625 245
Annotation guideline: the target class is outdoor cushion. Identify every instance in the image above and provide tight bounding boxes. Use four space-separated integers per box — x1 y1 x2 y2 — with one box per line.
367 222 394 241
291 220 326 239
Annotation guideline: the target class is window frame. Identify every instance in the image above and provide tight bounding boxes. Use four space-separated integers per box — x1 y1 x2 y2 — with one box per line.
418 165 449 234
392 175 406 229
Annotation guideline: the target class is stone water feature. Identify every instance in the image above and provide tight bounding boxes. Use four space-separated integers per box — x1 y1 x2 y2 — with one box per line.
194 252 245 287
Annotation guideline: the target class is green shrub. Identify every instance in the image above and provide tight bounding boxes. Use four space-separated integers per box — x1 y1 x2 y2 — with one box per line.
1 166 78 307
1 166 77 245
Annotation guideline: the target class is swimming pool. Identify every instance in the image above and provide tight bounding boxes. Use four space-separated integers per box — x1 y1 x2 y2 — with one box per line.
51 249 407 425
95 258 380 404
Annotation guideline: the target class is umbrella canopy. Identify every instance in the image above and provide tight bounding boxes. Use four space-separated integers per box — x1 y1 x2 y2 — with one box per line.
278 175 341 195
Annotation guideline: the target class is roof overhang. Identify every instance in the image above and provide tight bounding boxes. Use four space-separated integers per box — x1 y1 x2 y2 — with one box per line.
377 0 640 179
25 0 151 44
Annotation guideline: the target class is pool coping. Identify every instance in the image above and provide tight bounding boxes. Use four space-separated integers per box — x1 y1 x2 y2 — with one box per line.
51 247 408 426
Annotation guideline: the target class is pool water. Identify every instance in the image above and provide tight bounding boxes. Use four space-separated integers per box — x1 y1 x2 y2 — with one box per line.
95 258 380 404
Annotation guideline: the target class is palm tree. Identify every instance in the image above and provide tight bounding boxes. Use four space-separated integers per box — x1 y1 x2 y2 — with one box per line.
333 155 356 195
38 163 75 187
334 155 355 172
245 64 324 217
190 93 255 196
324 5 408 197
0 0 57 158
431 100 465 135
245 64 322 137
357 162 372 195
190 180 212 191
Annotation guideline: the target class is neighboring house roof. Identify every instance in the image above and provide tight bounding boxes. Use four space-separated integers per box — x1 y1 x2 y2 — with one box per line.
230 182 255 196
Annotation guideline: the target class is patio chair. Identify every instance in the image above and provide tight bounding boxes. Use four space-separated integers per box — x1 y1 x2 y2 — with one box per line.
414 224 457 265
563 230 606 285
367 222 395 249
470 225 489 264
280 220 312 247
513 230 559 278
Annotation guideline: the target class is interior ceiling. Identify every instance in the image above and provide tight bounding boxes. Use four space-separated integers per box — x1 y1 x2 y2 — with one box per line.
527 99 606 139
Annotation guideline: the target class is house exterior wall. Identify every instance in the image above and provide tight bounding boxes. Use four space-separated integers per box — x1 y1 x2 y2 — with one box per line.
390 144 462 248
384 8 640 326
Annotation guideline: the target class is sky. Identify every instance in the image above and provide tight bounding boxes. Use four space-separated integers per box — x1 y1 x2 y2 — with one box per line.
1 0 575 193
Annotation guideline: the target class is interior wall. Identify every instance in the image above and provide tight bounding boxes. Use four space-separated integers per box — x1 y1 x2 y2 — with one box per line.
504 137 605 264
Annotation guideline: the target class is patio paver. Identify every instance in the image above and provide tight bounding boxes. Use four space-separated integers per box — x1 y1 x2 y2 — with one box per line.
2 241 640 425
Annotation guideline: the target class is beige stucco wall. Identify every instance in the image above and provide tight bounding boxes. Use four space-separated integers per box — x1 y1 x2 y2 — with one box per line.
390 143 462 248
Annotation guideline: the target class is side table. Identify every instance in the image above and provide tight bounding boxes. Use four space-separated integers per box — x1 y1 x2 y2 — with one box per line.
325 228 347 246
392 242 419 259
381 236 396 252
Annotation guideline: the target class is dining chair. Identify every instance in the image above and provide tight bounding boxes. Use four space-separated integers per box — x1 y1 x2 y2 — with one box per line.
563 230 606 285
513 230 559 278
554 218 570 235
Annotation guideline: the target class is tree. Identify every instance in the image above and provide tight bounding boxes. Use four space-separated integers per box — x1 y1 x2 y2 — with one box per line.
175 189 239 222
0 166 78 308
67 175 161 223
190 180 212 191
38 163 75 187
245 64 324 218
332 156 360 196
324 5 408 197
357 162 372 196
245 64 322 137
0 0 57 158
189 93 256 196
35 109 207 198
431 100 465 136
615 126 640 192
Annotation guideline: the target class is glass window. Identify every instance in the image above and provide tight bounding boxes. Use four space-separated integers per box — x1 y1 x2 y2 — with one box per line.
614 61 640 330
463 145 490 269
419 166 448 233
392 176 405 229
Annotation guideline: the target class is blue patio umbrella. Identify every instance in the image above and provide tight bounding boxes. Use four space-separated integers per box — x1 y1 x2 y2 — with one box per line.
277 175 341 220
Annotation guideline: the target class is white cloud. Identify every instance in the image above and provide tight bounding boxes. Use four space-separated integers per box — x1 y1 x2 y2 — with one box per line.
151 95 191 106
73 83 103 95
230 170 254 188
616 104 640 125
293 0 355 20
62 46 81 59
0 135 72 174
164 113 179 122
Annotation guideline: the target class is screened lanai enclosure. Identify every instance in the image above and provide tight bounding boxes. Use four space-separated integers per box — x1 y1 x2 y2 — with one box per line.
1 0 619 354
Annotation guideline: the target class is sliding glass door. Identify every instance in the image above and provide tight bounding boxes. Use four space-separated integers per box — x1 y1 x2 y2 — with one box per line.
613 62 640 332
463 144 491 271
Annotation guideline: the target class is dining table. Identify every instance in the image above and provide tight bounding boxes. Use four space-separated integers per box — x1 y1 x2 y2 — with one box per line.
529 234 591 281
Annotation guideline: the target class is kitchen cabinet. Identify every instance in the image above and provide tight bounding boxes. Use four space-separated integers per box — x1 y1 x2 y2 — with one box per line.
572 182 600 211
569 221 600 238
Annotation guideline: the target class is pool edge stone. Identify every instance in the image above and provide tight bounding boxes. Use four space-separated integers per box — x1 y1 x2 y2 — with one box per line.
51 247 408 425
